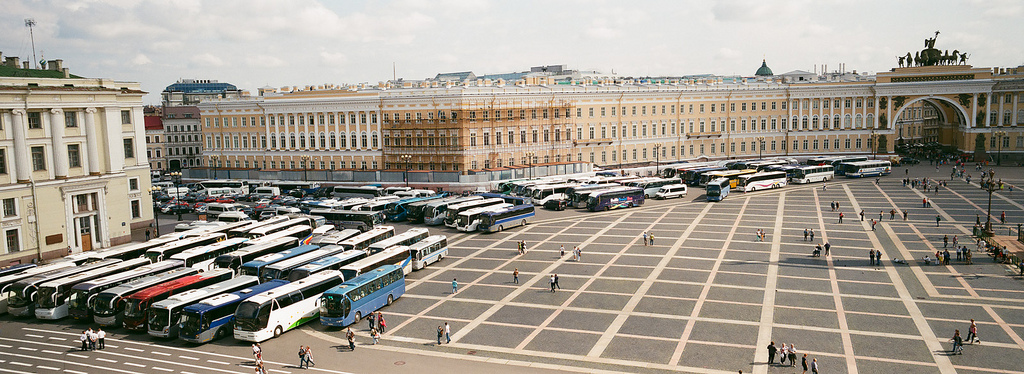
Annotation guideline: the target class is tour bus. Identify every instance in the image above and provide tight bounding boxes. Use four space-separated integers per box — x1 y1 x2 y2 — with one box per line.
121 269 235 331
699 169 758 188
444 198 505 227
260 246 349 283
394 189 436 198
337 226 396 252
477 193 529 206
587 187 644 212
202 188 236 199
180 220 263 239
737 171 789 192
383 186 411 195
455 204 513 232
174 221 229 234
75 237 179 262
195 180 249 196
332 186 384 200
34 258 151 320
309 209 384 232
524 183 578 205
339 246 412 280
0 262 78 313
92 267 201 326
233 270 346 342
6 259 122 317
241 226 312 250
496 179 530 194
366 228 429 254
273 181 320 196
830 156 869 174
706 178 731 202
287 250 367 281
225 216 291 238
806 156 843 166
178 279 290 343
213 237 296 273
626 178 681 198
311 229 362 246
147 275 260 338
68 260 184 321
478 204 536 233
654 184 689 199
252 186 281 199
565 184 619 208
841 160 892 178
384 195 443 222
571 186 632 209
421 196 484 225
245 217 316 239
403 198 445 223
239 245 322 280
790 165 835 184
355 199 392 213
169 238 249 271
409 235 449 270
319 264 405 327
0 264 35 278
144 234 228 263
682 166 728 186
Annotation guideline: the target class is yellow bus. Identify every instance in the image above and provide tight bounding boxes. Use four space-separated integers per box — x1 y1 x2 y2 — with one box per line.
698 169 757 188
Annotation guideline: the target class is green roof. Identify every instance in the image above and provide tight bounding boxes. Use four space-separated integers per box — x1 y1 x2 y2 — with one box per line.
0 65 83 79
755 59 773 76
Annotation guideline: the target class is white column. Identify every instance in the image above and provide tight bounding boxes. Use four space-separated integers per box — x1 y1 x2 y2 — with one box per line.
102 108 125 173
1013 94 1019 127
133 107 147 164
10 110 31 183
303 113 310 150
49 109 69 178
84 108 101 175
985 93 992 127
345 112 352 150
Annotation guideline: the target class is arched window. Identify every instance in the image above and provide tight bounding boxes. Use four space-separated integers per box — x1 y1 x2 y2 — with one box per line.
844 115 852 128
339 132 347 148
1017 109 1024 124
812 116 819 129
361 132 368 148
371 132 379 148
855 115 863 128
289 132 296 148
833 116 840 129
791 116 798 130
350 132 358 148
866 114 874 128
329 132 337 148
299 132 306 148
823 115 831 129
319 132 326 149
801 116 808 129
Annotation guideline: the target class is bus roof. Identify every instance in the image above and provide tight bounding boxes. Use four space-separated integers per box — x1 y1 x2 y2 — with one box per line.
337 226 395 247
459 203 514 217
40 258 150 289
95 266 200 300
245 244 321 266
243 270 343 305
185 279 290 313
170 238 248 260
71 260 183 292
151 275 259 310
408 235 447 250
126 269 234 300
13 259 122 289
324 264 402 296
263 246 346 272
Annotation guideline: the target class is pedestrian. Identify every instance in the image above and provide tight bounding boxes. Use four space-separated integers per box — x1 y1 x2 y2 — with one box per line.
577 246 582 261
943 249 951 265
824 242 831 256
779 343 787 365
890 209 896 220
809 229 814 241
445 322 451 344
371 328 380 345
811 358 819 374
936 215 941 227
838 212 844 224
368 311 376 331
869 249 875 266
298 345 308 368
80 330 88 351
513 268 519 284
255 361 266 374
923 198 928 208
950 329 963 354
87 328 97 350
879 210 884 221
550 274 556 292
642 232 649 246
437 325 444 345
788 344 797 367
830 201 835 212
953 235 958 247
452 278 458 294
801 354 808 374
956 246 962 261
346 328 356 350
253 343 262 362
554 274 560 290
145 229 151 241
560 245 565 257
767 341 777 365
803 229 809 241
649 232 655 245
860 210 865 221
903 210 908 220
943 235 949 248
871 219 877 231
97 328 105 349
967 319 980 344
1001 211 1006 223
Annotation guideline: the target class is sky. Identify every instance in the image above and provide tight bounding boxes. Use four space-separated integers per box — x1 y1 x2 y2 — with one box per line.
3 0 1023 104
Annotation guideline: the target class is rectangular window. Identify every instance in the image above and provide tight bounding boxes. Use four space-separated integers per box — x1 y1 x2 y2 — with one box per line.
31 146 46 171
121 110 132 124
123 138 135 158
28 112 42 129
131 200 141 219
65 111 78 127
129 177 139 191
0 149 8 174
2 198 16 217
4 229 19 254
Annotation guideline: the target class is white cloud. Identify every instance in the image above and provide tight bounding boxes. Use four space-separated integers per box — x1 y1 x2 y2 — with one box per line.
190 53 225 68
130 53 152 66
245 54 286 69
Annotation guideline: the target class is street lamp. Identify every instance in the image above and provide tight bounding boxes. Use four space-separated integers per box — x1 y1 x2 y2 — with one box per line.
400 154 412 187
209 155 219 179
983 169 997 237
526 152 535 179
870 131 878 160
994 131 1006 166
300 155 310 181
653 143 662 176
168 171 183 222
148 186 162 237
755 137 765 160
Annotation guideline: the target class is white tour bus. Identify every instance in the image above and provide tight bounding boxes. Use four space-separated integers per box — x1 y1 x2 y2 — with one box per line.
737 171 789 192
147 273 257 338
34 258 151 320
409 235 449 270
365 228 429 254
456 203 514 232
169 238 249 271
233 270 346 342
790 165 834 184
337 226 395 252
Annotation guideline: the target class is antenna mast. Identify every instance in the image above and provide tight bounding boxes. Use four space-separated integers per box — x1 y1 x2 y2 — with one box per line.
25 18 38 69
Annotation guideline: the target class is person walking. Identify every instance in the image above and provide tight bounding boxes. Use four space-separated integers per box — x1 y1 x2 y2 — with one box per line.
869 249 875 266
576 246 583 262
346 328 356 351
811 358 819 374
560 245 565 258
298 345 308 369
809 229 814 241
801 354 808 374
860 210 865 221
871 219 877 231
903 210 908 220
879 210 884 221
943 235 949 248
803 229 809 241
824 242 831 256
305 345 316 368
513 268 519 284
97 328 105 349
890 209 897 220
779 343 787 365
1001 211 1006 223
642 232 649 246
553 274 560 290
767 341 777 365
87 328 97 351
788 344 797 367
437 325 444 345
452 278 458 294
950 329 963 354
145 229 151 241
444 322 451 344
936 215 941 227
371 328 380 345
550 274 556 292
649 232 655 245
967 319 980 344
252 343 262 363
838 212 844 224
943 249 951 265
80 330 88 351
377 312 387 333
368 311 376 331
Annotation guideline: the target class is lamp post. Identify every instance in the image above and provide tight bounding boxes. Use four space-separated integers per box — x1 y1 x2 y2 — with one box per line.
526 152 535 179
168 171 182 222
400 154 412 187
300 155 310 181
209 155 219 179
653 143 662 176
870 131 878 160
148 186 162 237
755 137 765 160
983 169 997 237
994 131 1006 166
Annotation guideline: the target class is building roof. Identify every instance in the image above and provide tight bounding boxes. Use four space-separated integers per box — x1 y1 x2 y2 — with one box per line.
0 65 83 79
164 80 237 93
755 59 773 76
434 71 476 81
144 116 163 131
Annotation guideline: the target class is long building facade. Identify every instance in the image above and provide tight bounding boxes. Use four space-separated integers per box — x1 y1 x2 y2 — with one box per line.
196 62 1024 181
0 54 150 264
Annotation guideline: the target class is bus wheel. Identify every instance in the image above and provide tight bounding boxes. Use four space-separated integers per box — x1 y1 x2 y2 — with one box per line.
387 294 394 306
273 326 283 338
521 220 527 226
354 312 362 323
214 326 226 340
497 225 504 232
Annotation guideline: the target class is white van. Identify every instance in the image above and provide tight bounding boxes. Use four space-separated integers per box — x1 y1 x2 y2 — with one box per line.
164 187 189 199
206 203 242 219
217 211 252 223
253 186 281 199
654 184 688 199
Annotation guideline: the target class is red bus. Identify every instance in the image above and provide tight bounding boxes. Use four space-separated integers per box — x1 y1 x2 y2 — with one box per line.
120 269 233 331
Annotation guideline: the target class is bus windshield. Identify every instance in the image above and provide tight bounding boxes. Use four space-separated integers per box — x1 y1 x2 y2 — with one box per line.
233 301 268 331
179 310 204 336
319 294 345 318
707 185 723 196
148 308 171 330
92 294 117 315
123 299 146 318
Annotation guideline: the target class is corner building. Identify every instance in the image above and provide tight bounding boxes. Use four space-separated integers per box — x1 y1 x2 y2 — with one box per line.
0 55 151 264
196 62 1024 179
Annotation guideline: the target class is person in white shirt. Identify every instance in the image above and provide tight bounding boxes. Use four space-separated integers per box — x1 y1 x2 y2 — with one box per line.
79 331 88 351
86 329 97 350
97 328 106 349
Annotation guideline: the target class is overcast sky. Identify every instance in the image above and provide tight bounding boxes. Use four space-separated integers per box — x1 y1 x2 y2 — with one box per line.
3 0 1022 104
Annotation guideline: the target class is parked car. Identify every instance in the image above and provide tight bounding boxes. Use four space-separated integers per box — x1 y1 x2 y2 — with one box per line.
543 198 570 211
161 204 193 214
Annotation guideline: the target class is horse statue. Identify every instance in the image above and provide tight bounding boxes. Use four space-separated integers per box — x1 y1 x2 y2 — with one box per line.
960 53 970 65
898 56 905 67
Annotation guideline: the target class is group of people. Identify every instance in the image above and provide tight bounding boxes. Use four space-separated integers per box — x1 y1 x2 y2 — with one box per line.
754 229 767 242
297 345 315 369
766 341 817 373
78 328 105 351
517 240 528 255
549 274 560 292
950 319 982 355
367 311 387 344
642 232 656 246
812 242 831 257
252 343 265 373
868 248 883 266
436 322 451 345
802 229 816 242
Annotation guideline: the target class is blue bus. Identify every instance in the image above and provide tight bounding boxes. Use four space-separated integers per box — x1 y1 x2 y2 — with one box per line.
479 204 536 233
476 193 528 206
178 279 289 343
706 178 730 202
682 167 727 186
384 195 445 222
409 235 448 270
586 188 644 212
238 245 321 280
319 264 405 327
286 250 367 282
